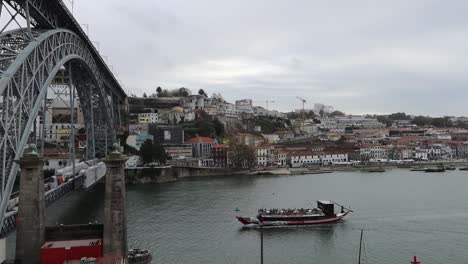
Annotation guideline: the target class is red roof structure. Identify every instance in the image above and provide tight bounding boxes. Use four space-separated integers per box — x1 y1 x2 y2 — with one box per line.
186 136 215 143
211 144 227 148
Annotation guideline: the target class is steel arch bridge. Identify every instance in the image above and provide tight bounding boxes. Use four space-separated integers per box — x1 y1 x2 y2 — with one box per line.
0 0 127 230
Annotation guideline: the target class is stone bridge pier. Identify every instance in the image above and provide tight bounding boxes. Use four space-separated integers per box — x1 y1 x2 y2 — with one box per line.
103 144 128 260
15 145 46 264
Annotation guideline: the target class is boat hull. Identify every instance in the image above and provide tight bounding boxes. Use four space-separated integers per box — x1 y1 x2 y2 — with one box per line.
237 212 349 227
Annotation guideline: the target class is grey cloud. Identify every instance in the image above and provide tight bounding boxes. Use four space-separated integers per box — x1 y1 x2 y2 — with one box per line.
70 0 468 116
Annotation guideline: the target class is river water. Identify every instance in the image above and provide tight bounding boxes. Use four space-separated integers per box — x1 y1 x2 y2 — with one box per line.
24 169 468 263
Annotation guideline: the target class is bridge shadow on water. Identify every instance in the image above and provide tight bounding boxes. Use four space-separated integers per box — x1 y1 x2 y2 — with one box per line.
46 183 105 225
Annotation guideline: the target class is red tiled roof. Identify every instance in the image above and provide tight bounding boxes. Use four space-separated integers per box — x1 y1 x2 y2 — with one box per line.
186 136 215 143
211 144 227 148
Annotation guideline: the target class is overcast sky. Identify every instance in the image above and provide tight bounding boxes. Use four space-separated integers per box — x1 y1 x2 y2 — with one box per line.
69 0 468 116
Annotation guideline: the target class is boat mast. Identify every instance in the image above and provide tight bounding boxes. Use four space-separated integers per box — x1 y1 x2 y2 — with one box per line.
358 229 363 264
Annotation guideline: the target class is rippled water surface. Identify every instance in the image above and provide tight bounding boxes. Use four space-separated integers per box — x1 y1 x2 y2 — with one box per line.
41 169 468 263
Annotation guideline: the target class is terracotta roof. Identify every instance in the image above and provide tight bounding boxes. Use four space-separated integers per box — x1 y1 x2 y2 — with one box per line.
186 136 215 143
211 144 227 148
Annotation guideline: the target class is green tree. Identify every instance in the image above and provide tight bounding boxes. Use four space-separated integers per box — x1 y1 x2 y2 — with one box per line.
213 118 225 137
198 89 207 96
329 110 345 117
156 86 162 96
142 92 147 98
139 139 153 164
412 116 432 127
389 112 410 120
152 141 168 164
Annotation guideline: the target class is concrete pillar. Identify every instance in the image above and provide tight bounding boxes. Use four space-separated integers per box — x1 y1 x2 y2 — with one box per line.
15 144 46 264
103 144 128 260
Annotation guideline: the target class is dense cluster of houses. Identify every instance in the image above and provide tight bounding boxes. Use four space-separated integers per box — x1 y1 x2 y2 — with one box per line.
129 124 468 168
130 95 286 128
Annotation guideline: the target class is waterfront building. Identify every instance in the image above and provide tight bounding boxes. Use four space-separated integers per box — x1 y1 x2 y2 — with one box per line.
360 145 388 161
290 151 321 167
186 136 216 158
256 146 275 167
210 144 228 167
276 151 287 166
320 152 348 165
164 144 193 159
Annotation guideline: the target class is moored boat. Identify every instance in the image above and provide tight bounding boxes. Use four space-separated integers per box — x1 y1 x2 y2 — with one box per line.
236 201 352 227
128 248 152 264
425 166 445 172
445 165 456 170
366 168 386 172
459 166 468 171
411 167 428 171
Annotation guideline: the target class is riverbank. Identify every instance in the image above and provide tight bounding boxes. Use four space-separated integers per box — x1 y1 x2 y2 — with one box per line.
125 160 468 184
125 166 251 184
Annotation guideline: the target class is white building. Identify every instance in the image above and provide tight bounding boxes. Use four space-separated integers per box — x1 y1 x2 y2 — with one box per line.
219 103 239 118
360 145 388 160
314 103 325 114
181 95 212 111
290 152 321 167
324 105 334 114
138 112 159 124
320 153 348 165
235 99 254 114
256 146 274 166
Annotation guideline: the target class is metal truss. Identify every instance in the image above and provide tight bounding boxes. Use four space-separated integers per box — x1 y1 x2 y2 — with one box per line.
0 0 128 232
0 28 117 228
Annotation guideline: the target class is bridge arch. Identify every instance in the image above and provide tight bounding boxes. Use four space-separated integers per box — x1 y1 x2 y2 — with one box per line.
0 28 116 227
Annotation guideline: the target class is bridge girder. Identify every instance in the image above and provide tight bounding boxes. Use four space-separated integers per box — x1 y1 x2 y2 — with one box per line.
0 28 119 229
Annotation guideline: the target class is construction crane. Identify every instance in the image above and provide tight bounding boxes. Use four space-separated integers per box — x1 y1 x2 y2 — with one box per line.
254 100 276 111
296 96 307 130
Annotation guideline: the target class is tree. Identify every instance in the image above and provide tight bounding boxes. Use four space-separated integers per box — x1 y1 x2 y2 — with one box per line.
198 89 207 96
213 118 225 137
139 139 153 164
152 141 168 164
229 143 256 168
142 92 148 98
329 110 345 117
389 112 410 120
139 139 168 165
319 109 325 117
177 87 190 97
412 116 432 127
156 86 162 95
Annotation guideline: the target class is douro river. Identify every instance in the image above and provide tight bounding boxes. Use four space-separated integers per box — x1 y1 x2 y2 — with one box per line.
33 169 468 263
